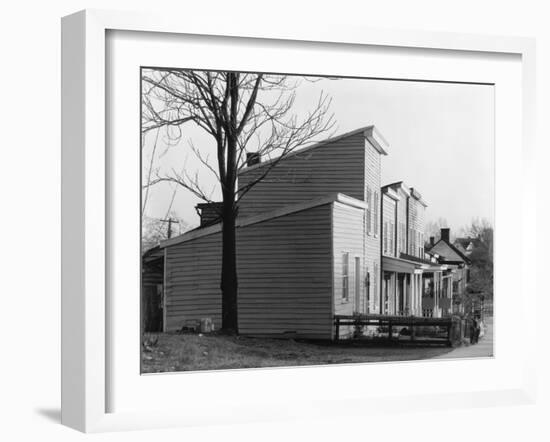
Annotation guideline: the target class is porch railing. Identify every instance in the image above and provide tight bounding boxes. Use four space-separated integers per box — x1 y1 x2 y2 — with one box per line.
333 314 453 345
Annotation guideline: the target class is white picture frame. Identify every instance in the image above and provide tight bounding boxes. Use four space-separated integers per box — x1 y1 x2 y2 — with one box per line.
61 9 537 433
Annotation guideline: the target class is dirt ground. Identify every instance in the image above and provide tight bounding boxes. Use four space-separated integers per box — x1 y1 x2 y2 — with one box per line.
141 332 455 373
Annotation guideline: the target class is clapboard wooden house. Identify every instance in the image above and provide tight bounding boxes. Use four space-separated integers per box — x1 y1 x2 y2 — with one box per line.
427 228 471 314
141 246 165 332
158 126 388 339
380 182 454 318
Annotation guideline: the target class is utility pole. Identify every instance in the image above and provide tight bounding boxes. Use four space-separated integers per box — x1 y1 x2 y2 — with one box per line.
159 217 180 239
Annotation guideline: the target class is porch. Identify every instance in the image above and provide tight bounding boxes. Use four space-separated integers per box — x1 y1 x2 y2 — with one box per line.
381 255 453 318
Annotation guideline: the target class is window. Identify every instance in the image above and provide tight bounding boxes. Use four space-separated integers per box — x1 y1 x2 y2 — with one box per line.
382 222 388 253
373 262 378 312
389 221 395 255
342 252 349 301
366 188 372 234
374 192 379 236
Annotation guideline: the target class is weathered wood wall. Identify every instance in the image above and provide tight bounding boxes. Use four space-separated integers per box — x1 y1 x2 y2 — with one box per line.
164 204 334 339
238 132 366 218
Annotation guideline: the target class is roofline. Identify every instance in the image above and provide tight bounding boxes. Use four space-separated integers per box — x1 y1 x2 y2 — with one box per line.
431 238 472 265
382 181 414 198
381 186 400 201
159 192 367 248
409 187 428 207
383 254 447 271
239 125 388 175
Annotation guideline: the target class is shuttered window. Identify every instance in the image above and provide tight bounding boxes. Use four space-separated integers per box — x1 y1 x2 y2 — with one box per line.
373 262 378 312
342 252 349 301
374 192 379 236
400 223 406 253
389 222 395 255
386 222 389 254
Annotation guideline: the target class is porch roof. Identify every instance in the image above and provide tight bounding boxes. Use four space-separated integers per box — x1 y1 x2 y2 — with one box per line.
382 255 448 273
382 255 418 273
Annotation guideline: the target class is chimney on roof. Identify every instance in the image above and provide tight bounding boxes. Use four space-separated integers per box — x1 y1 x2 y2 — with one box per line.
441 228 450 243
196 202 223 227
246 152 260 167
430 236 435 247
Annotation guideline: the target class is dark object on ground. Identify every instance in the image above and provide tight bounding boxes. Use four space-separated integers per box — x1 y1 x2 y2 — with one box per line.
470 317 481 344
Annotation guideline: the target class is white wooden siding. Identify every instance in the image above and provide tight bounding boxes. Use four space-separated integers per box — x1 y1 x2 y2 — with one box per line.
395 187 408 255
364 139 382 313
382 194 397 257
164 204 334 339
408 197 425 258
332 202 365 338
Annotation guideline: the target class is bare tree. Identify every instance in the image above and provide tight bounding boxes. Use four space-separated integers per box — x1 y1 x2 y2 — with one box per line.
142 69 335 333
460 218 494 308
425 217 450 243
142 213 189 252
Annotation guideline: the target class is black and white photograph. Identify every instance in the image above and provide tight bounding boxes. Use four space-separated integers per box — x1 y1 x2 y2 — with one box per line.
3 0 548 439
140 69 494 373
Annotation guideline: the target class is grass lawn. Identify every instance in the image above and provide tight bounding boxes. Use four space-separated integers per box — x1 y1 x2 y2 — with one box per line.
141 332 455 373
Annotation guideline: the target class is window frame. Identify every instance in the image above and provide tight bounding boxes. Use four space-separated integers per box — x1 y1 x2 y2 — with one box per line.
342 252 350 301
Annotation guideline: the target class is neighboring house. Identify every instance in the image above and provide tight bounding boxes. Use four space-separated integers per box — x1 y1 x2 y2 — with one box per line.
380 182 451 318
453 237 480 256
158 126 388 339
141 246 165 332
426 228 471 315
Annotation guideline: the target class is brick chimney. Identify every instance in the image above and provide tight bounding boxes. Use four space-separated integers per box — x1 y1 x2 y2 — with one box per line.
440 228 450 242
196 202 223 227
429 236 435 247
246 152 260 167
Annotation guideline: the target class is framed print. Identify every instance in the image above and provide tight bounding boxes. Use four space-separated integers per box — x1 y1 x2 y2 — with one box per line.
61 9 536 433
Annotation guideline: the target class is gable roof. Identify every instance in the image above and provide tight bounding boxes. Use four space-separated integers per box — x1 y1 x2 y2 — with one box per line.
454 237 481 250
429 237 472 265
239 125 389 175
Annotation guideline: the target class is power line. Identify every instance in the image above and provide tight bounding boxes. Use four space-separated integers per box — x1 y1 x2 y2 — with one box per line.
159 217 180 239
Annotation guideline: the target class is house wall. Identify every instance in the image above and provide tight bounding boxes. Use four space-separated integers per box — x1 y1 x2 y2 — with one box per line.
332 201 365 338
237 131 366 218
164 204 334 339
395 188 409 255
382 194 397 257
364 139 382 313
141 256 164 332
452 266 468 298
238 130 384 316
407 197 425 258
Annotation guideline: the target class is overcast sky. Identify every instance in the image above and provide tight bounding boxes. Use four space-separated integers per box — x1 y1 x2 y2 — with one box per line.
142 74 494 235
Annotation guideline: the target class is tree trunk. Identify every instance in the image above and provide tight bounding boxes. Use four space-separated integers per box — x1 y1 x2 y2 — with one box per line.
220 195 238 333
219 72 240 334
